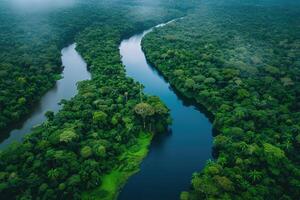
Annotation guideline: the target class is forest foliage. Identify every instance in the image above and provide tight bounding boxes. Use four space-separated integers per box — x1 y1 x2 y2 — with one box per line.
0 1 109 131
0 0 189 199
143 0 300 199
1 0 299 199
0 0 186 132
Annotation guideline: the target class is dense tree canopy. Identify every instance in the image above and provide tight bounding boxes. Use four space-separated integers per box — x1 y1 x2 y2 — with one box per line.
0 0 187 133
2 0 299 199
0 0 189 198
0 1 108 131
143 0 300 199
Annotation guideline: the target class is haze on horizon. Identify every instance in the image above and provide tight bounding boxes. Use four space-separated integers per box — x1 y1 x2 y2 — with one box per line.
9 0 76 12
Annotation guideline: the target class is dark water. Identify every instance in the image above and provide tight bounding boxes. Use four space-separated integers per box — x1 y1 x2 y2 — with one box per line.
119 22 213 199
0 44 90 149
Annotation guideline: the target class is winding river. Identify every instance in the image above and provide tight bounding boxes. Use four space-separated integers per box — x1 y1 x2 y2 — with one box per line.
0 20 212 200
0 44 90 149
118 21 213 199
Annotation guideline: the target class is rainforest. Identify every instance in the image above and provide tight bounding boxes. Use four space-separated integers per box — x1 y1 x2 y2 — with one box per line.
0 0 299 200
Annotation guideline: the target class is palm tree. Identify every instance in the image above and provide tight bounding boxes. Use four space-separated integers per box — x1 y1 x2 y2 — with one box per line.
249 170 262 183
47 169 59 180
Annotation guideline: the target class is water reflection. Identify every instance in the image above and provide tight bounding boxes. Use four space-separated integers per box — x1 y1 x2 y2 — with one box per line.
0 44 90 149
119 21 213 200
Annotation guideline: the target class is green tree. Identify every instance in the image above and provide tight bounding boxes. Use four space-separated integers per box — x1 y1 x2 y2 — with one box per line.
45 111 54 121
249 170 262 183
81 146 93 158
95 145 106 157
93 111 108 125
47 169 59 180
134 103 154 128
59 129 78 143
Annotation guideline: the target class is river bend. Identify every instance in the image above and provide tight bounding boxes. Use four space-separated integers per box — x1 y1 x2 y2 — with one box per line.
118 21 213 200
0 22 213 200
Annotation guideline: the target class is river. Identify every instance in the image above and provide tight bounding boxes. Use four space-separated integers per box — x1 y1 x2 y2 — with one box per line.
118 21 213 199
0 44 90 149
0 21 212 200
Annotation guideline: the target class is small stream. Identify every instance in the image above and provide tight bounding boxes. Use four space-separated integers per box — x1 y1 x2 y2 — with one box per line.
119 21 213 199
0 44 90 149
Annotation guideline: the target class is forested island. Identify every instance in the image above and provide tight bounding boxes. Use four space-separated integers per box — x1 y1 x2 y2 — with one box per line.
0 0 299 199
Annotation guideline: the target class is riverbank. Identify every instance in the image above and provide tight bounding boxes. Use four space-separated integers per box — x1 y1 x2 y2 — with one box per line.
0 2 194 199
0 44 90 150
0 18 171 198
82 132 153 200
141 2 300 199
118 20 212 200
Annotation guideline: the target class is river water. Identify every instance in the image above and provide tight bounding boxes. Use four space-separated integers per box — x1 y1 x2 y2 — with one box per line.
0 22 212 199
119 22 213 199
0 44 90 149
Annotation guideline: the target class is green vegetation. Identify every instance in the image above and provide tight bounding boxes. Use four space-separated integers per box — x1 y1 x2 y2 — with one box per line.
0 1 115 130
0 0 186 132
0 2 61 129
143 0 300 199
2 0 299 199
0 0 191 199
82 132 152 200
